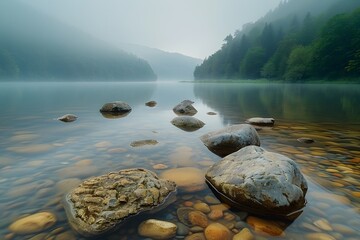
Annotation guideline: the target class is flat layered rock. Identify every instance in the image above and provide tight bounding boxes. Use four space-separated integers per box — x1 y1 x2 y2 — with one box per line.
200 124 260 157
63 168 176 236
205 146 307 220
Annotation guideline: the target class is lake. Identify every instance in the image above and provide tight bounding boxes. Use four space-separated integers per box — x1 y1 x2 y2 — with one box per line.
0 81 359 240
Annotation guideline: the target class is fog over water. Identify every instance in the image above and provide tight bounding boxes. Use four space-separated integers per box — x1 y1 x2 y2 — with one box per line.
22 0 282 58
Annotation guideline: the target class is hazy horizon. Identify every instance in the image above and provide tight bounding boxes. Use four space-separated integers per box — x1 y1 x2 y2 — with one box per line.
21 0 282 59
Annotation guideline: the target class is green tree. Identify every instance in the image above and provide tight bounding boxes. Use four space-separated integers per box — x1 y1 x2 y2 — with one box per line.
284 45 313 80
240 47 266 78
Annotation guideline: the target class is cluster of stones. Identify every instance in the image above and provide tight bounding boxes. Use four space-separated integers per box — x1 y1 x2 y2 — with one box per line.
137 195 287 239
199 123 308 220
62 168 176 236
171 100 206 132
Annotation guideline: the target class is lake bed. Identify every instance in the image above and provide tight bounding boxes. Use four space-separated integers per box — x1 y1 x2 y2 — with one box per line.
0 81 359 240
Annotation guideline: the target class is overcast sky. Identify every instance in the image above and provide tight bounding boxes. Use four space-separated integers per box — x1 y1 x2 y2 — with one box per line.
24 0 282 59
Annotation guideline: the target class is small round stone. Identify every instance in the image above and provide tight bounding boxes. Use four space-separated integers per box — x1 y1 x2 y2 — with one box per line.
193 202 211 213
138 219 177 240
188 211 209 228
204 223 231 240
9 212 57 234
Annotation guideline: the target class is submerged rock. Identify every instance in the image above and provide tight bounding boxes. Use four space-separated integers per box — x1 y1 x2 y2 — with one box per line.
171 116 205 132
205 146 308 220
138 219 177 239
57 114 78 122
200 124 260 157
246 117 275 126
99 101 132 118
130 139 158 147
9 212 57 234
173 100 198 116
63 168 176 236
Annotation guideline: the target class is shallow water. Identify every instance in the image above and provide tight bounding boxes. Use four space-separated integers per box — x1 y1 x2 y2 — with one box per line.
0 81 359 240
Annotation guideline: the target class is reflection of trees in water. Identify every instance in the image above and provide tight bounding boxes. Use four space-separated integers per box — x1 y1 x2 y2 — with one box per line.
194 83 360 124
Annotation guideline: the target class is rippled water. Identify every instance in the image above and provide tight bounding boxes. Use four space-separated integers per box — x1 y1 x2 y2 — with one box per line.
0 81 359 240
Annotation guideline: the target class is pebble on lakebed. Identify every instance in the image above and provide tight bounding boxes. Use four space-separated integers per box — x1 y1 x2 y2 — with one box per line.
8 212 57 235
138 219 177 239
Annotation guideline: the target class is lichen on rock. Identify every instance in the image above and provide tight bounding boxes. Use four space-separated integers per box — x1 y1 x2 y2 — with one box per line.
63 168 176 236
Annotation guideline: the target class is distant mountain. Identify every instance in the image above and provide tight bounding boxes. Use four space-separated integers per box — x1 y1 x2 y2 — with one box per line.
121 43 202 80
0 1 156 81
194 0 360 81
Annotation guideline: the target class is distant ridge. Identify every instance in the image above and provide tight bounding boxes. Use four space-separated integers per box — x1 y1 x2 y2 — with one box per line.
121 43 202 80
0 0 156 81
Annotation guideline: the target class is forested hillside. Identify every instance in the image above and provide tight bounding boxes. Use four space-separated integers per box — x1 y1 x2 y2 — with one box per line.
194 0 360 81
0 1 156 81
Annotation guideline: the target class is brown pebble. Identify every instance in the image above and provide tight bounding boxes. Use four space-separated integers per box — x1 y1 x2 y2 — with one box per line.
184 201 194 207
247 216 285 237
185 232 206 240
204 223 231 240
208 209 223 221
233 228 254 240
188 211 209 228
193 202 211 213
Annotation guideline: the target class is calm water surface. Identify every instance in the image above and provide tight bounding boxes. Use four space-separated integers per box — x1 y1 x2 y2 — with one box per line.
0 81 359 239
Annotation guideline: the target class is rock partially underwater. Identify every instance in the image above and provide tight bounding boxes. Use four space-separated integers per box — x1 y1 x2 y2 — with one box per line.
171 116 205 132
205 146 308 220
100 101 132 118
63 168 176 237
200 124 260 157
57 114 78 122
173 100 198 116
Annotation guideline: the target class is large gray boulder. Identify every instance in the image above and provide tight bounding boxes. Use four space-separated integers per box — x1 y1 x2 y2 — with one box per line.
173 100 197 116
171 116 205 132
63 168 176 236
205 146 308 220
200 124 260 157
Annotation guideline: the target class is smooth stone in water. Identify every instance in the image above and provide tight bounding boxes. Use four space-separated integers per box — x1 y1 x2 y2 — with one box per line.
205 146 307 219
204 223 231 240
176 222 189 236
9 212 57 234
193 202 211 213
171 116 205 132
57 114 78 123
246 216 285 237
200 124 260 157
188 211 209 228
173 100 198 116
99 101 131 118
233 228 254 240
130 140 158 147
246 117 275 126
185 232 206 240
145 101 157 107
138 219 177 240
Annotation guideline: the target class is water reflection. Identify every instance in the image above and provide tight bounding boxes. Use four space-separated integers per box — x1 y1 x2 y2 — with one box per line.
194 82 360 124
